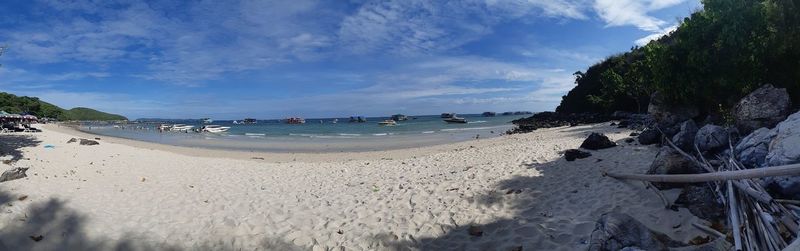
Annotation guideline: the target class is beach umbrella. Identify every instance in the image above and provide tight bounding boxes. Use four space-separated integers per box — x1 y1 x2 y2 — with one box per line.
0 111 10 118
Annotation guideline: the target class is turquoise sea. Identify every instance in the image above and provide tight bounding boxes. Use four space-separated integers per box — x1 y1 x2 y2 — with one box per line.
79 114 529 152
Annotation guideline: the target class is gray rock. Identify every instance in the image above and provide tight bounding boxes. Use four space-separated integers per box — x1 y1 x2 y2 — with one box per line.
763 176 800 200
612 111 633 119
648 147 702 189
67 138 78 143
734 84 792 134
564 149 592 161
79 139 99 146
588 212 684 251
638 128 661 145
580 133 617 150
674 185 725 222
735 127 776 168
694 125 729 152
766 111 800 166
671 120 698 152
0 167 29 182
648 91 699 127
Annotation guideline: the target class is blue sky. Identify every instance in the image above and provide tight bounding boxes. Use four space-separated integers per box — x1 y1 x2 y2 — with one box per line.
0 0 701 119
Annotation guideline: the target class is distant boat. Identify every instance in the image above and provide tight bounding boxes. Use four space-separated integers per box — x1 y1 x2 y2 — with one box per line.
158 124 172 131
482 112 496 117
201 118 213 124
378 119 397 126
201 125 230 133
444 117 467 124
391 114 408 121
286 117 306 124
441 113 455 118
332 118 338 124
242 118 257 124
349 116 367 123
170 124 195 131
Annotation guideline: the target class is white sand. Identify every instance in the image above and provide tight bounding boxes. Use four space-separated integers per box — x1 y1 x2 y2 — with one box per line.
0 123 704 250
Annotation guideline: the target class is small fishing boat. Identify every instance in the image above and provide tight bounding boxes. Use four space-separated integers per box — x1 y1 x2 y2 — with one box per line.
158 124 172 131
481 112 496 117
441 113 455 118
201 125 230 133
201 118 213 124
332 118 338 124
286 117 306 124
242 118 257 124
170 124 195 131
378 120 397 126
443 117 467 124
391 114 408 121
349 116 367 123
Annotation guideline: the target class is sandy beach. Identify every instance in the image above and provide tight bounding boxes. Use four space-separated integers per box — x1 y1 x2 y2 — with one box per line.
0 123 703 250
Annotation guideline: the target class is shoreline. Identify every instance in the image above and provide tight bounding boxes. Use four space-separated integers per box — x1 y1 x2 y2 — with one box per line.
44 124 522 162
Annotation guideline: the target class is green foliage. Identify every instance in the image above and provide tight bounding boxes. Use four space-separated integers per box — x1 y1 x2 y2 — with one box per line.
0 92 127 121
557 0 800 114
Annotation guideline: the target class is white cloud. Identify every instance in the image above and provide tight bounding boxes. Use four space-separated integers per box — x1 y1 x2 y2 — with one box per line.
634 24 678 46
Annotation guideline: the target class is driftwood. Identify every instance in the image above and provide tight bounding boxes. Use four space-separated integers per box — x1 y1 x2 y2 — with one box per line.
605 163 800 183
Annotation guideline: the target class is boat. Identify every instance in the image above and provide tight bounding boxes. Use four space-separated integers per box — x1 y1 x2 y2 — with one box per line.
286 117 306 124
201 125 230 133
391 114 408 121
378 119 397 126
443 117 467 123
242 118 257 124
349 116 367 123
482 112 496 117
441 113 455 118
170 124 195 131
158 124 172 131
332 118 338 124
201 118 213 124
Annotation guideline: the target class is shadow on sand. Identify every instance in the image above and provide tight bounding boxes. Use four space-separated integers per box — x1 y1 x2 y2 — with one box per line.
0 134 42 162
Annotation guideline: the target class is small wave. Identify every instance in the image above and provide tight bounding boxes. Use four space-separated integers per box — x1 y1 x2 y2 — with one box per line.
245 133 266 136
440 126 498 132
421 131 435 134
468 120 488 124
338 133 361 136
372 133 388 136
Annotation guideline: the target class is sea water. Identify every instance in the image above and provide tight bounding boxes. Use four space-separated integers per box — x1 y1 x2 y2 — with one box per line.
78 114 529 152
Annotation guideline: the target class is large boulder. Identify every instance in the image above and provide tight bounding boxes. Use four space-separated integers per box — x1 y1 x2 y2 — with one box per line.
734 84 791 134
674 185 725 222
734 127 777 168
638 128 661 145
588 213 684 251
648 91 699 127
671 120 698 152
766 111 800 166
694 125 729 152
0 167 29 182
564 149 592 161
580 133 617 150
648 147 702 189
79 139 99 146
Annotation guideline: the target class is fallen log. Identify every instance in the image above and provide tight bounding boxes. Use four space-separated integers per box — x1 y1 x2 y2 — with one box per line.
605 163 800 183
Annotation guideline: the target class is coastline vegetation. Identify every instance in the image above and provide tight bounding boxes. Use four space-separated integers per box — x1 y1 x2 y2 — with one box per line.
0 92 127 121
557 0 800 115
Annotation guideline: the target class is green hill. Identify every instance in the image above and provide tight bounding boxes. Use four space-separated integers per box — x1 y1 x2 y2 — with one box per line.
556 0 800 116
0 92 127 121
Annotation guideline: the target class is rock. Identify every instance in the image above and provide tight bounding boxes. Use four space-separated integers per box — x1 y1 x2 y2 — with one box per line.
647 147 702 189
564 149 592 161
694 125 729 152
670 238 732 251
638 128 661 145
734 84 791 134
580 133 617 150
467 226 483 237
617 120 630 128
671 120 698 152
611 111 633 119
588 212 684 251
67 138 78 143
674 185 725 222
734 127 776 168
79 139 99 146
629 132 639 137
0 167 29 182
766 111 800 166
648 91 699 127
763 176 800 200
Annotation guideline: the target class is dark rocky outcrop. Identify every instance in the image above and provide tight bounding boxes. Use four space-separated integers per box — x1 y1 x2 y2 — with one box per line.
79 139 99 146
765 111 800 166
588 213 684 251
580 133 617 150
674 186 725 222
734 127 776 168
67 138 78 143
647 147 702 189
638 128 661 145
671 120 698 152
508 112 610 134
0 167 29 182
564 149 592 161
694 125 729 152
733 84 792 134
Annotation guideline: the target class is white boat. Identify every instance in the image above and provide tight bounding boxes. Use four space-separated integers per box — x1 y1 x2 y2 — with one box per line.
201 125 230 133
158 124 172 131
443 117 468 124
170 124 195 131
201 118 213 124
378 119 397 126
